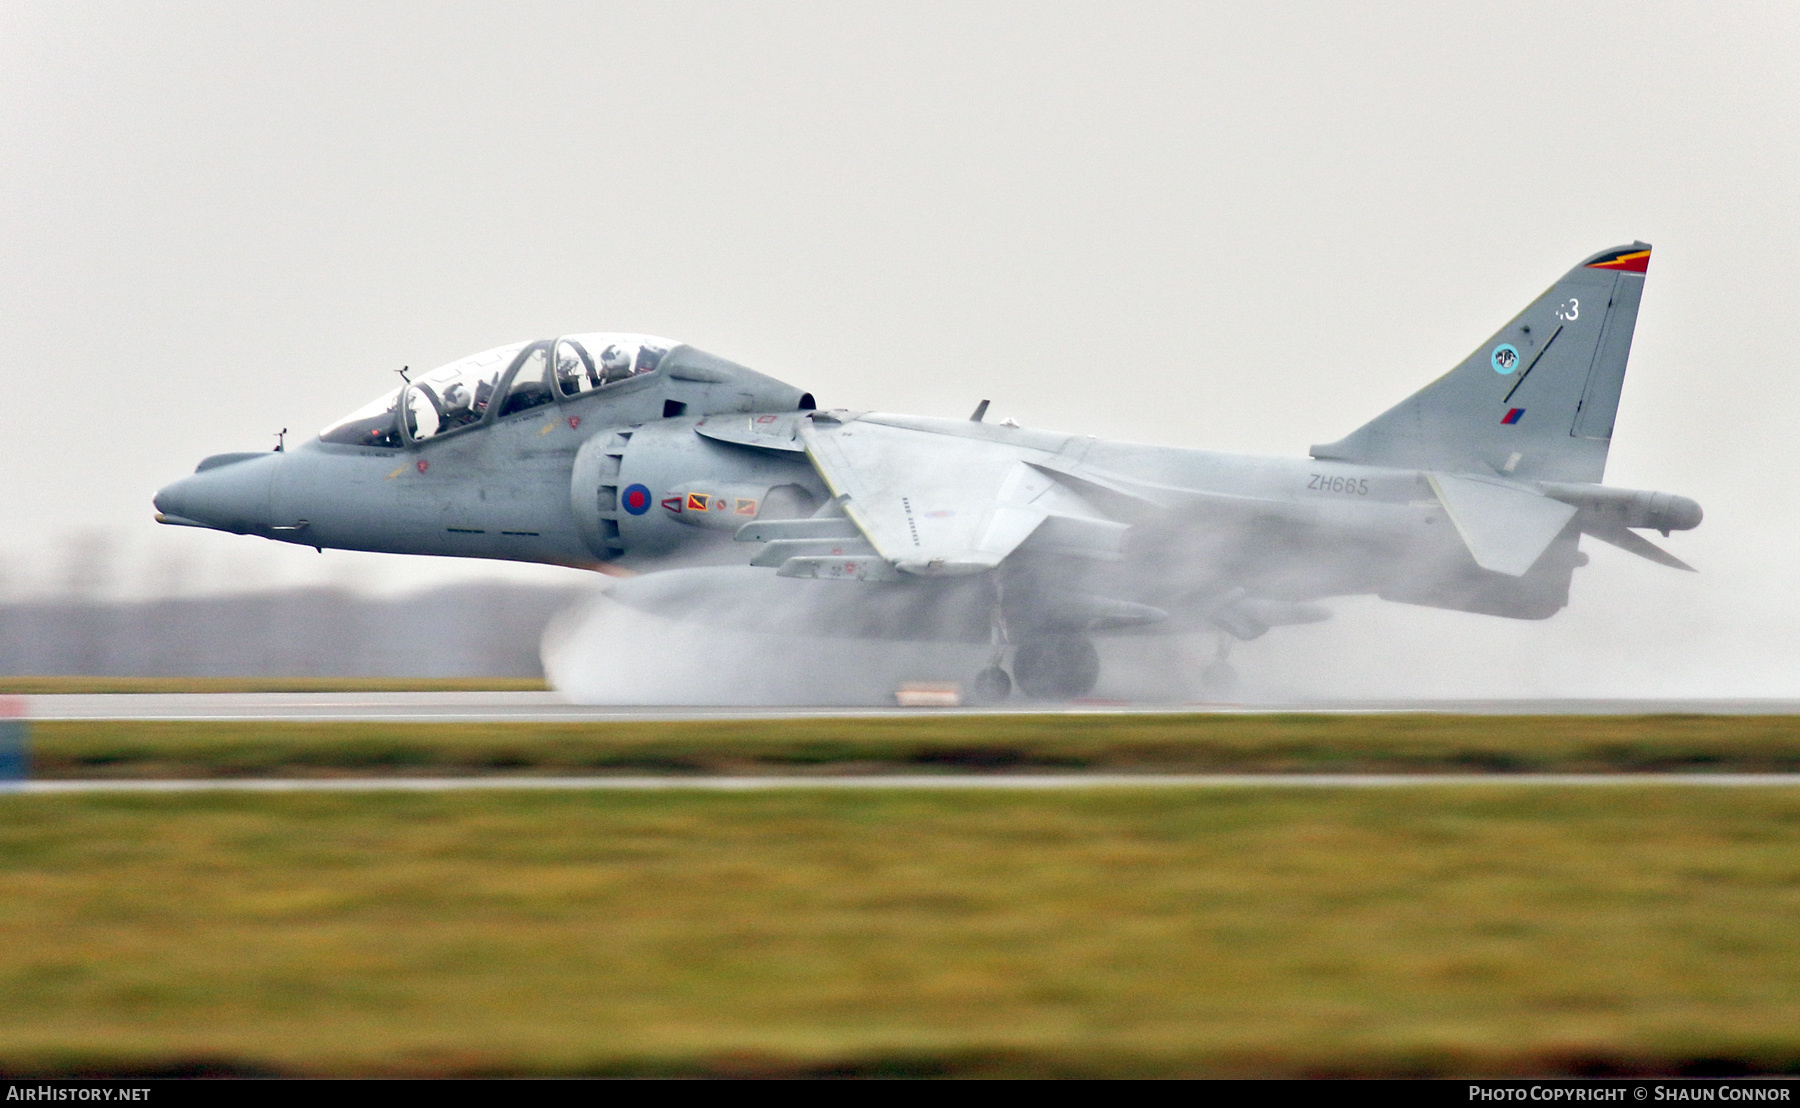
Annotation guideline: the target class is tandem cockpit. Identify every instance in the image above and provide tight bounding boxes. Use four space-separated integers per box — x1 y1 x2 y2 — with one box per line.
319 334 676 449
155 331 815 556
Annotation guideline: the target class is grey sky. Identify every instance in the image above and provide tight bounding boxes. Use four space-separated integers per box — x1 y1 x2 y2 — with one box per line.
4 2 1798 693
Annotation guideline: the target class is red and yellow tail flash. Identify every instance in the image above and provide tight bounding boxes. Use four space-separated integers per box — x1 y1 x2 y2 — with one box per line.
1586 247 1650 273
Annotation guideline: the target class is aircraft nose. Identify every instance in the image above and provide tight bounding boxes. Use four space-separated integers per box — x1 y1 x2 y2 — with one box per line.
154 453 279 535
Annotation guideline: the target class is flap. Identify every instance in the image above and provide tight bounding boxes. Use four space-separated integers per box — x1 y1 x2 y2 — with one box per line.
798 417 1112 576
1019 513 1130 559
1427 473 1579 577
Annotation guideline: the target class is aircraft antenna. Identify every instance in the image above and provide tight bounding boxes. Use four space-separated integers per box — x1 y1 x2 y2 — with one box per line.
396 365 411 382
969 399 989 423
273 427 287 453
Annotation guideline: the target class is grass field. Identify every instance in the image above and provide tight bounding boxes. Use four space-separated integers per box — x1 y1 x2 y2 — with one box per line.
0 677 549 695
0 786 1797 1076
23 714 1800 778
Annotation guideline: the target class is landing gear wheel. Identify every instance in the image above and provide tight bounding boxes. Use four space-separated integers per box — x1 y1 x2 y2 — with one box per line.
1013 637 1100 700
971 666 1013 703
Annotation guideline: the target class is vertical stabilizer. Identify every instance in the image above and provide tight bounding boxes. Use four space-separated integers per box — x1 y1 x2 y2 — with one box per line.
1311 243 1650 482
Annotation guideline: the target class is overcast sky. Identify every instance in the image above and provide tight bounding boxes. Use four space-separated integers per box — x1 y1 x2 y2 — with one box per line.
4 2 1798 693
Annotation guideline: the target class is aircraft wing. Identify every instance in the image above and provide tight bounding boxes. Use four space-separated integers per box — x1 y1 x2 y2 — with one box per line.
795 415 1125 577
793 414 1594 583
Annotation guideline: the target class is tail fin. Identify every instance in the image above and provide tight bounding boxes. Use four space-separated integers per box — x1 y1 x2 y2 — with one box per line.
1311 243 1651 483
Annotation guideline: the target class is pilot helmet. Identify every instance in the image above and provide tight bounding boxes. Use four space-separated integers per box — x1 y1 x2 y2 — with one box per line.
599 344 633 380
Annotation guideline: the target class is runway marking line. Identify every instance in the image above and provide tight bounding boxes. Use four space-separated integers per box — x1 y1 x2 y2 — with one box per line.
8 774 1800 794
22 693 1800 723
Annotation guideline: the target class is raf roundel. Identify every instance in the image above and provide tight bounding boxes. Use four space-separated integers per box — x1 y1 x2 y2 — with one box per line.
621 483 652 516
1491 343 1520 374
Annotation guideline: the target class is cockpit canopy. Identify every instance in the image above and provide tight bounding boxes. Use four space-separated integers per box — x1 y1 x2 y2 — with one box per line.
320 334 675 448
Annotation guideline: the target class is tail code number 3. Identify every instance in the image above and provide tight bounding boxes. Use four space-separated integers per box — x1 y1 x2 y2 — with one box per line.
1555 298 1580 321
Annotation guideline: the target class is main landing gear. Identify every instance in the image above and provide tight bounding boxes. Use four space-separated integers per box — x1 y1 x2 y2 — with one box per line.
968 578 1101 703
971 664 1013 702
971 636 1101 702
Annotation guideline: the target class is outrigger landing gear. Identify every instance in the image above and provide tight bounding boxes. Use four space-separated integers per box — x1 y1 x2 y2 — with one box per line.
1012 636 1100 700
1197 634 1238 700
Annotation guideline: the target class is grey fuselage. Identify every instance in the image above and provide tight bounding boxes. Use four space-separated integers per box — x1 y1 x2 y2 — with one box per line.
154 244 1704 659
154 350 1694 644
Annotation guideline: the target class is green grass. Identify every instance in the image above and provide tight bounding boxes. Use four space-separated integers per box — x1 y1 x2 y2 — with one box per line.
24 714 1800 778
0 677 548 695
0 787 1798 1076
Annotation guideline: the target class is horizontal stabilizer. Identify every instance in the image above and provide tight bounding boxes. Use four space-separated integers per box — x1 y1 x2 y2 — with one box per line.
1427 473 1578 577
1582 523 1697 572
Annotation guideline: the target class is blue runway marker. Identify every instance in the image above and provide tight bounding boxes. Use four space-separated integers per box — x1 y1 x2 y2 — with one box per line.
0 698 27 781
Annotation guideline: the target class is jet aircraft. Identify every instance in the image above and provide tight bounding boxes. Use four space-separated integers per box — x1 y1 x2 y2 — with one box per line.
155 243 1700 699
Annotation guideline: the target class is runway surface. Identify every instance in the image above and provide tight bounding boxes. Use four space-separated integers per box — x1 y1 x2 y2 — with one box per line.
17 692 1800 722
9 774 1800 793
